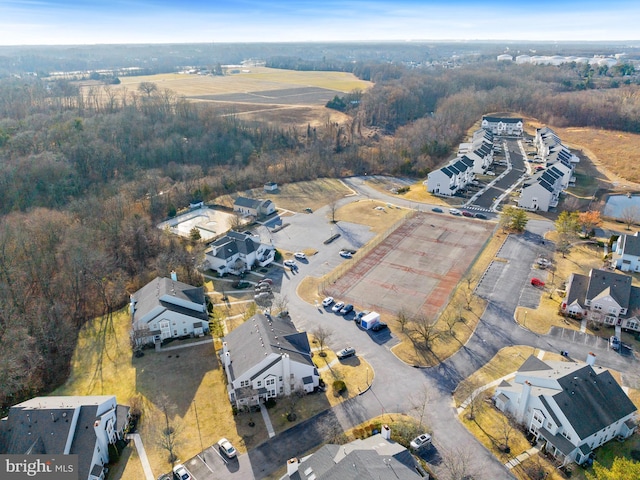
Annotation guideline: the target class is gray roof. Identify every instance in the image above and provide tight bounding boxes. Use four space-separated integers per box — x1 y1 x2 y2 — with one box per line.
0 396 127 480
564 273 589 308
224 314 314 382
210 231 258 258
439 166 455 178
234 196 262 209
553 366 636 439
538 427 576 456
285 434 423 480
69 405 100 480
618 233 640 258
131 277 207 330
483 116 523 124
518 355 553 373
585 269 632 309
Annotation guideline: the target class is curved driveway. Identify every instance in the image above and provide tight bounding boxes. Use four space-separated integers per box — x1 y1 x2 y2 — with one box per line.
245 178 637 479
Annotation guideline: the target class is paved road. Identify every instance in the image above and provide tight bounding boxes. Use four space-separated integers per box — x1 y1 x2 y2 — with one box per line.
183 177 639 480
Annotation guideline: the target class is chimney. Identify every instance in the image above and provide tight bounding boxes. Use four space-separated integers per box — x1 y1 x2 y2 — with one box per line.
517 381 532 422
170 270 177 282
286 458 299 476
586 352 596 366
381 424 391 440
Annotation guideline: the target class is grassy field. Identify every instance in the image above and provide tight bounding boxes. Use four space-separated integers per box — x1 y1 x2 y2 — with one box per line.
115 68 372 98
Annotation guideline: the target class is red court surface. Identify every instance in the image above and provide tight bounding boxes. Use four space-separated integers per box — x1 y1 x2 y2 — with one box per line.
325 212 494 319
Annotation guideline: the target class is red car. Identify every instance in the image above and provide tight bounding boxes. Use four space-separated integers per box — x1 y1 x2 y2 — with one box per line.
461 211 474 217
531 278 545 287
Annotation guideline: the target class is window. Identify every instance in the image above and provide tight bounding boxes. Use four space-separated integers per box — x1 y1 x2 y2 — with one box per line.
266 378 275 386
279 376 283 381
257 381 262 387
183 328 187 334
240 380 249 387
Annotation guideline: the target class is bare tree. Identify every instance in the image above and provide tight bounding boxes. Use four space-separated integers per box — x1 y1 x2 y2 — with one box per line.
439 445 486 480
138 81 158 97
497 411 516 453
229 212 244 231
443 299 465 337
620 204 640 230
311 325 334 356
155 395 182 467
272 293 290 316
409 314 440 351
329 200 338 223
396 307 411 332
408 385 431 428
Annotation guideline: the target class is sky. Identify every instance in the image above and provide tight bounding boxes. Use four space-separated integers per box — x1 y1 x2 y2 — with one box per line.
1 0 639 46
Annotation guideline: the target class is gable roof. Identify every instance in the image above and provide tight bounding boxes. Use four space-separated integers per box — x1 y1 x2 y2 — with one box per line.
131 277 207 330
618 232 640 257
483 116 523 124
553 366 636 438
518 355 553 373
586 269 632 308
234 196 262 209
285 434 423 480
224 314 314 382
564 273 589 308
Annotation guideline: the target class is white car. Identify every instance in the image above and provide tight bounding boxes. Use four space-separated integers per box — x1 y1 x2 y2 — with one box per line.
217 437 237 458
294 252 306 260
410 433 432 450
485 171 496 176
283 259 296 267
339 250 353 258
173 464 191 480
332 301 345 313
449 208 461 216
322 296 334 307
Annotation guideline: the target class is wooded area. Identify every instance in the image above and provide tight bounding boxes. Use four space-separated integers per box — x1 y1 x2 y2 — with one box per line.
0 53 639 412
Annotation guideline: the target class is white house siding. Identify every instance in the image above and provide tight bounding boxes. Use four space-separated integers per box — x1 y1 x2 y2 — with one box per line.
426 170 455 195
148 311 208 341
519 183 553 211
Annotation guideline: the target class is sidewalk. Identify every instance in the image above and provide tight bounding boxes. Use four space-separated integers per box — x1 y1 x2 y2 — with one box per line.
127 433 155 480
260 403 276 438
504 446 540 469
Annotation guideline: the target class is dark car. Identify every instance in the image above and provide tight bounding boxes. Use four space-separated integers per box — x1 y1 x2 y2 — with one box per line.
431 207 444 213
461 211 474 217
339 304 354 315
474 213 488 219
371 322 388 332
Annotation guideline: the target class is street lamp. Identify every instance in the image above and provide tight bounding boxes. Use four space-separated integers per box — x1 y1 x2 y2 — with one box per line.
366 367 369 386
524 310 527 327
193 400 205 462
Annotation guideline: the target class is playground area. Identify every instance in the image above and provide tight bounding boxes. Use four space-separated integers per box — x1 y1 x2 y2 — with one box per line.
325 212 494 318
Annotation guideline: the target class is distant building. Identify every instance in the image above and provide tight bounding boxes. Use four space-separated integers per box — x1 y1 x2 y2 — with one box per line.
233 196 276 218
481 116 523 136
497 54 513 62
264 182 278 192
0 395 130 480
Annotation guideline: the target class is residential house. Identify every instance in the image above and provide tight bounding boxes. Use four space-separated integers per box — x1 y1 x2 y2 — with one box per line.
561 268 640 332
130 275 209 346
282 425 427 480
204 231 275 276
613 232 640 272
0 395 130 480
518 166 564 211
221 313 319 408
494 355 637 466
481 116 524 136
425 155 475 196
458 128 494 173
233 196 276 218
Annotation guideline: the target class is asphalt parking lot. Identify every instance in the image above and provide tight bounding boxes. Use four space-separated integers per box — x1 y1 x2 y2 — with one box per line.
179 444 255 480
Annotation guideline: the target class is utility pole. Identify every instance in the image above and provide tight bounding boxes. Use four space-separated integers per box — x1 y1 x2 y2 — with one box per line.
193 400 205 462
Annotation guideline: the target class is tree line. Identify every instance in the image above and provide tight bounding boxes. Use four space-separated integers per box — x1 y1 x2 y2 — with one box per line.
1 55 640 412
